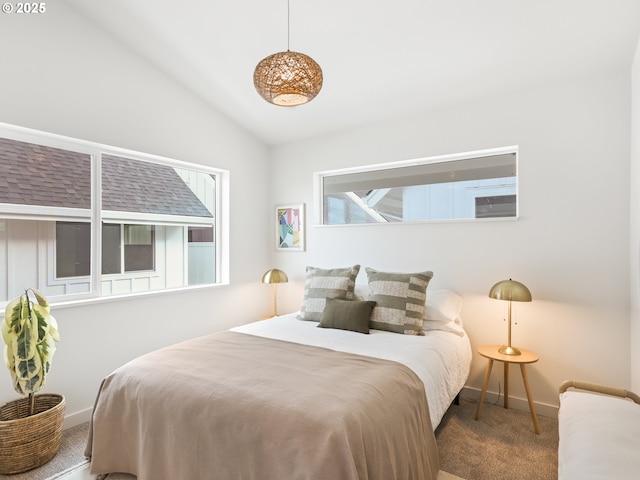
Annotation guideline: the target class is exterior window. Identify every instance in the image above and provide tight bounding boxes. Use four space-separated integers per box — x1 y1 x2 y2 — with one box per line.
317 147 518 225
101 224 156 275
0 123 227 305
475 195 517 218
102 223 121 275
188 226 215 285
123 225 155 272
56 222 91 278
56 222 158 277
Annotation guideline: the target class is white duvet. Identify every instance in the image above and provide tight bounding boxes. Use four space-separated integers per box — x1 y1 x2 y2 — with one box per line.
232 312 472 429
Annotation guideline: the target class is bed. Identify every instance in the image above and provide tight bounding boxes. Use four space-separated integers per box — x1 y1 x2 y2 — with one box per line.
85 266 472 480
558 380 640 480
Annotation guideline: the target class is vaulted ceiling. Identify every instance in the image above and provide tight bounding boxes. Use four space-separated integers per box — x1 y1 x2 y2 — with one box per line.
63 1 640 146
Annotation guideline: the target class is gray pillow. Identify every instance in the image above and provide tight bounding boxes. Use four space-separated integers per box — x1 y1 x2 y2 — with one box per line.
297 265 360 321
365 267 433 335
318 298 376 334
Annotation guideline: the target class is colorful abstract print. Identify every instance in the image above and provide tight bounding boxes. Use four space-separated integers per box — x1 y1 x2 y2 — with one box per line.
278 207 301 248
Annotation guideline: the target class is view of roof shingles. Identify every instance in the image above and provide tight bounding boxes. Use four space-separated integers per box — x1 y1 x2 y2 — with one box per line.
0 137 91 209
102 154 212 218
0 137 212 218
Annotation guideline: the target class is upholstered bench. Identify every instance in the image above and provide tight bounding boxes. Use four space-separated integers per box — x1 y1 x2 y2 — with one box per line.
558 380 640 480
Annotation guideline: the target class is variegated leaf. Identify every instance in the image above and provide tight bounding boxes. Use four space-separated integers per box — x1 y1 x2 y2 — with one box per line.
39 337 56 379
17 374 42 395
27 374 44 392
4 296 22 334
19 295 29 325
31 288 50 314
4 296 20 324
32 303 49 342
1 320 11 347
48 314 60 342
3 344 15 371
14 372 24 395
17 353 42 380
14 317 37 361
39 333 57 360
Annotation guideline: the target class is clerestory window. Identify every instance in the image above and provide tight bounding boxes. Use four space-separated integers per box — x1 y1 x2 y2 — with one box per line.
316 147 518 225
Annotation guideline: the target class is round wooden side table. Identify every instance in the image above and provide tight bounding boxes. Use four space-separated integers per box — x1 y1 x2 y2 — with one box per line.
474 345 540 434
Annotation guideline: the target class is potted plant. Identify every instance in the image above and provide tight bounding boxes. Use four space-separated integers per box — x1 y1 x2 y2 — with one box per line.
0 288 64 474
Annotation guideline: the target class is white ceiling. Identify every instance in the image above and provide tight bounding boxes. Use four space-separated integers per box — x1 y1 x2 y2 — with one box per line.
63 0 640 146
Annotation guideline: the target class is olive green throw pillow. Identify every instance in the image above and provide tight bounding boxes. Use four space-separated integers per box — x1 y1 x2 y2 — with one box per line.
318 298 376 334
365 267 433 335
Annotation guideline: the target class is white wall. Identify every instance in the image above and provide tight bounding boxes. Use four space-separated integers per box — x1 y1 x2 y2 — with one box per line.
269 69 631 414
631 37 640 393
0 3 272 425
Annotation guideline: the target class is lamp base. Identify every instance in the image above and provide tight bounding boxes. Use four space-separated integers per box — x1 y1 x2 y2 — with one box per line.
498 345 522 356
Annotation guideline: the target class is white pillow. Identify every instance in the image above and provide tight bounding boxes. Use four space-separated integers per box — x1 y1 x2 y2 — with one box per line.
354 284 369 301
423 289 465 335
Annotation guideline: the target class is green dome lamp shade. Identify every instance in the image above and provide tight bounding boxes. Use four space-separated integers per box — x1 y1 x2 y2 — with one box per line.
489 279 532 356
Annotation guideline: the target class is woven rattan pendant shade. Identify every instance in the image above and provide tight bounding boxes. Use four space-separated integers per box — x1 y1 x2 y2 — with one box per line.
253 50 323 106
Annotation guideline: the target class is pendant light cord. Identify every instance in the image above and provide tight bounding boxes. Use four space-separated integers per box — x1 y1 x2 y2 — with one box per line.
287 0 291 51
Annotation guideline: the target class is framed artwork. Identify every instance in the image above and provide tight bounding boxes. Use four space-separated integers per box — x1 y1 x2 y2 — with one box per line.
276 204 305 251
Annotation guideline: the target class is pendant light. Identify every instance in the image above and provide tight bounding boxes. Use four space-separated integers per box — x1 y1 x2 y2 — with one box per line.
253 0 323 106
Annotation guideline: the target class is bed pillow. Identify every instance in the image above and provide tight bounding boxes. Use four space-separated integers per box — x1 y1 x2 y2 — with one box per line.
365 267 433 335
353 285 369 301
317 298 376 334
423 289 465 335
297 265 360 321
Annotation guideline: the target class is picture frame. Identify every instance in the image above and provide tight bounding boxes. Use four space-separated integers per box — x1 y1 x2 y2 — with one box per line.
276 204 305 251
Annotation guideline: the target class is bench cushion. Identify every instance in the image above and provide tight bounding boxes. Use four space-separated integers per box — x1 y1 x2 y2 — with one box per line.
559 390 640 479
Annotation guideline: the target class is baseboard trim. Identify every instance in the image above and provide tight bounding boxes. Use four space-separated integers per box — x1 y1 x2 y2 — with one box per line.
460 386 559 419
63 407 93 430
49 459 90 479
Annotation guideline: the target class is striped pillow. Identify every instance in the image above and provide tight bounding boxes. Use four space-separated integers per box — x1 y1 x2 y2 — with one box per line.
365 267 433 335
297 265 361 321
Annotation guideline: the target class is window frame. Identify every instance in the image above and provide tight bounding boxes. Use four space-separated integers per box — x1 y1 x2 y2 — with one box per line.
313 146 519 226
0 122 229 310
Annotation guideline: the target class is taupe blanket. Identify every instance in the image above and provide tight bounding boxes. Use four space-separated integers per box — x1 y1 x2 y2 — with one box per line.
86 331 439 480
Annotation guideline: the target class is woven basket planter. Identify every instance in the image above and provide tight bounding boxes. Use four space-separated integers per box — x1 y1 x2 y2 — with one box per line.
0 394 65 474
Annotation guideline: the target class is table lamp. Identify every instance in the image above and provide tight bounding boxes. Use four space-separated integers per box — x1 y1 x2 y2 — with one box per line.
261 268 288 318
489 279 532 356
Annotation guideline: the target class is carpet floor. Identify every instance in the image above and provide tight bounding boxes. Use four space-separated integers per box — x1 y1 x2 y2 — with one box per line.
435 398 558 480
0 422 89 480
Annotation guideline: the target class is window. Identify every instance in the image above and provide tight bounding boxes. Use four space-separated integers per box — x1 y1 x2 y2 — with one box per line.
187 226 215 285
56 222 91 278
475 195 517 218
102 223 121 275
123 225 155 272
0 123 228 305
316 147 518 225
